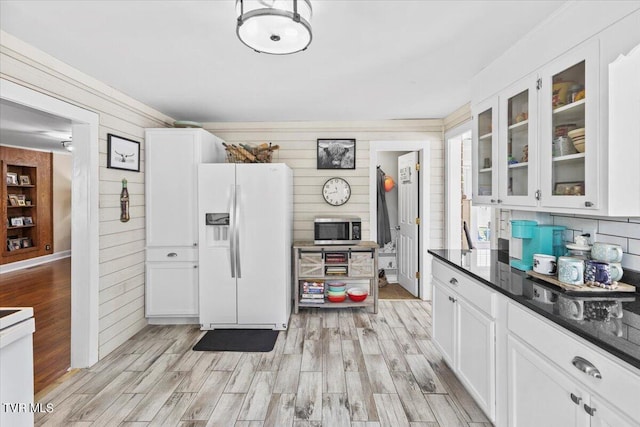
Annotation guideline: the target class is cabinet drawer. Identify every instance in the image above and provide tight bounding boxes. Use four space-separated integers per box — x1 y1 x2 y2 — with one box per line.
349 251 375 276
147 247 198 262
432 260 495 317
299 263 324 277
508 303 640 421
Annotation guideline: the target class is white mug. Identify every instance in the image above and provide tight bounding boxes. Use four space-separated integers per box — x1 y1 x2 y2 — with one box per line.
533 254 557 275
558 256 585 285
591 243 623 263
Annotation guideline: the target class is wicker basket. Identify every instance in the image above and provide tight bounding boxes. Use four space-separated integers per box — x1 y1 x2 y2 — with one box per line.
223 143 278 163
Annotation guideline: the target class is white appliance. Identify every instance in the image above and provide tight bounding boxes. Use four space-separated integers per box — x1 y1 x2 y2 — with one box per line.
0 307 35 427
198 163 293 330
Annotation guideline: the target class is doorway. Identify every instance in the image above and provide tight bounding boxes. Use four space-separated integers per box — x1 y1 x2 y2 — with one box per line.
1 100 74 392
1 78 100 368
445 122 493 251
370 141 432 300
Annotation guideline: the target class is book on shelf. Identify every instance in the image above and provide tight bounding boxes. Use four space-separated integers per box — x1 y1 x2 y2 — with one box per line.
300 298 325 304
300 293 324 299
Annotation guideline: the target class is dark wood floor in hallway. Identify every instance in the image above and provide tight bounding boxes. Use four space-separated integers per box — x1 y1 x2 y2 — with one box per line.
34 300 491 426
0 257 71 394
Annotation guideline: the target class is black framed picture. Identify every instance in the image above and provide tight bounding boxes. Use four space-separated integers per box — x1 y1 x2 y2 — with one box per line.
317 139 356 170
107 133 140 172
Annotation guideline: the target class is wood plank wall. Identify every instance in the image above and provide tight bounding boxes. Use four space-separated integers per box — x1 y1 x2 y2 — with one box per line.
443 103 471 132
0 31 174 359
204 121 445 249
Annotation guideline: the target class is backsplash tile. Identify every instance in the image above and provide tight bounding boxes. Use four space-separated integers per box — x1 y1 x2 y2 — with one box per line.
551 214 640 273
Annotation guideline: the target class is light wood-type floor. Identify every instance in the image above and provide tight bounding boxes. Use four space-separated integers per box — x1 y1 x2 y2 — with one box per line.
34 301 491 426
378 283 419 300
0 257 71 394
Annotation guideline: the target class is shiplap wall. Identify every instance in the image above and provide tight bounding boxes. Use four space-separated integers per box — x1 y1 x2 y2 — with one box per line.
443 102 471 132
0 31 174 358
204 121 445 247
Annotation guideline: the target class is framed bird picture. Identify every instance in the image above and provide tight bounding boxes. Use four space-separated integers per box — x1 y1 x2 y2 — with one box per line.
107 133 140 172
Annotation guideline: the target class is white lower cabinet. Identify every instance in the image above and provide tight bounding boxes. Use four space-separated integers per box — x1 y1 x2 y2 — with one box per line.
432 281 456 366
432 260 496 422
457 298 495 414
145 262 198 317
508 334 586 427
508 303 640 427
432 258 640 427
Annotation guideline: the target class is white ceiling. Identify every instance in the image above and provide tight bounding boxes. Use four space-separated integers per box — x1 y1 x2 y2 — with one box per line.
0 0 567 123
0 99 72 153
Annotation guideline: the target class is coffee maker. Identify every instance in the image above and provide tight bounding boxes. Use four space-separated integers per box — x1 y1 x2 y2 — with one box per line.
510 220 566 271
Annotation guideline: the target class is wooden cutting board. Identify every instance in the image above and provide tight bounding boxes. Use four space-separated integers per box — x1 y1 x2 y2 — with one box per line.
527 270 636 293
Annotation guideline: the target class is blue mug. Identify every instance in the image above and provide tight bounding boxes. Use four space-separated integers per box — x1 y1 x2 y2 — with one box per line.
585 260 613 286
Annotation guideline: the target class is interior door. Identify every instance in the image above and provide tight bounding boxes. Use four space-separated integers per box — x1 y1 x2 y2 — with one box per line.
397 152 419 296
235 164 289 326
198 164 237 327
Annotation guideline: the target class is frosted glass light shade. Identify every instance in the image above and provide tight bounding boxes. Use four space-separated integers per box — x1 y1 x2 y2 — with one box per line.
236 0 312 55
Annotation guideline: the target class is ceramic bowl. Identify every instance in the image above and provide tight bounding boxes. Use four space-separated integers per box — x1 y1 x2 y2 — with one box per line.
327 290 346 297
572 140 585 153
327 294 346 303
347 288 368 302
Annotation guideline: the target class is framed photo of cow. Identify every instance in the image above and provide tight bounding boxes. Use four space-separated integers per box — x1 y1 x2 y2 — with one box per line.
107 133 140 172
317 139 356 170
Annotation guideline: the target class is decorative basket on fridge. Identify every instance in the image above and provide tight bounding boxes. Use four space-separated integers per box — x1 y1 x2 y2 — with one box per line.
223 142 279 163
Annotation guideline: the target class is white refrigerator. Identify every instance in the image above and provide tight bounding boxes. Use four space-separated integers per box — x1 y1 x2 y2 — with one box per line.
198 163 293 330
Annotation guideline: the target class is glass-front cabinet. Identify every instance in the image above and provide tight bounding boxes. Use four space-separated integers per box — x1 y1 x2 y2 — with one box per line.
472 98 499 205
539 41 598 209
473 40 599 212
498 78 538 206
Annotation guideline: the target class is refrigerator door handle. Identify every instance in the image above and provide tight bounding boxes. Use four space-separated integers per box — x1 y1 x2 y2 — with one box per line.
229 184 236 278
235 184 242 278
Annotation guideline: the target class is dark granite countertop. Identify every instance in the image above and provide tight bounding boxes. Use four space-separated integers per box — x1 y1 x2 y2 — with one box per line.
428 249 640 371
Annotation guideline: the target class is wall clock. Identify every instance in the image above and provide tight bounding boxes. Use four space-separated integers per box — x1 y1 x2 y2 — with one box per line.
322 177 351 206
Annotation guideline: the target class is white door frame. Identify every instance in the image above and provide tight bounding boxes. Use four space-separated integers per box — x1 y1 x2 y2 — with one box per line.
369 140 432 300
444 121 472 249
1 79 100 367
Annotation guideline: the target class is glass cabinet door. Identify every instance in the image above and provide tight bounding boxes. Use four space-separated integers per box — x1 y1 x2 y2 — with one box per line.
473 99 499 205
499 78 538 207
540 41 598 209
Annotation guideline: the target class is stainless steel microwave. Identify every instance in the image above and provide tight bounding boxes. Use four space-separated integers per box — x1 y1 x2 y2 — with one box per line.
314 216 362 245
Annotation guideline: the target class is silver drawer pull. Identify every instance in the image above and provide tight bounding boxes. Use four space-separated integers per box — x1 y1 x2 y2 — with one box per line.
449 278 458 286
570 393 581 405
167 252 178 258
584 404 596 416
572 356 602 379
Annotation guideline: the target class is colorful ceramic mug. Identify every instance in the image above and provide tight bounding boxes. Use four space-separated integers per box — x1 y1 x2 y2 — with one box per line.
558 256 584 286
584 260 612 286
609 263 624 282
591 242 623 263
533 254 557 275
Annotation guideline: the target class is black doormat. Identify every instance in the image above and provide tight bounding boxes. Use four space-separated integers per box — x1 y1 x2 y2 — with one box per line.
193 329 279 352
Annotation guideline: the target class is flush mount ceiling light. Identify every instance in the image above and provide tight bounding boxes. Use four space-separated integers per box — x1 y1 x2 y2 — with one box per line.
236 0 312 55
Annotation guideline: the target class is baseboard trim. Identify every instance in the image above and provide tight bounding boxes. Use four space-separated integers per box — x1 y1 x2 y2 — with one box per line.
0 250 71 274
147 317 199 325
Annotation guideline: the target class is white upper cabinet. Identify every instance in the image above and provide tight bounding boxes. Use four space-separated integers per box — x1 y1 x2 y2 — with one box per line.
539 41 599 210
472 33 640 216
499 77 539 207
472 97 499 205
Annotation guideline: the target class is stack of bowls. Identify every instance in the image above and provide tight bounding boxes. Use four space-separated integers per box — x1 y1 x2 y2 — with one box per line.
568 128 585 153
327 282 347 302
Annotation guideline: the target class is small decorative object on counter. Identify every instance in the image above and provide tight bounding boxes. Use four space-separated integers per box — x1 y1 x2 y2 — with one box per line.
120 178 130 223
